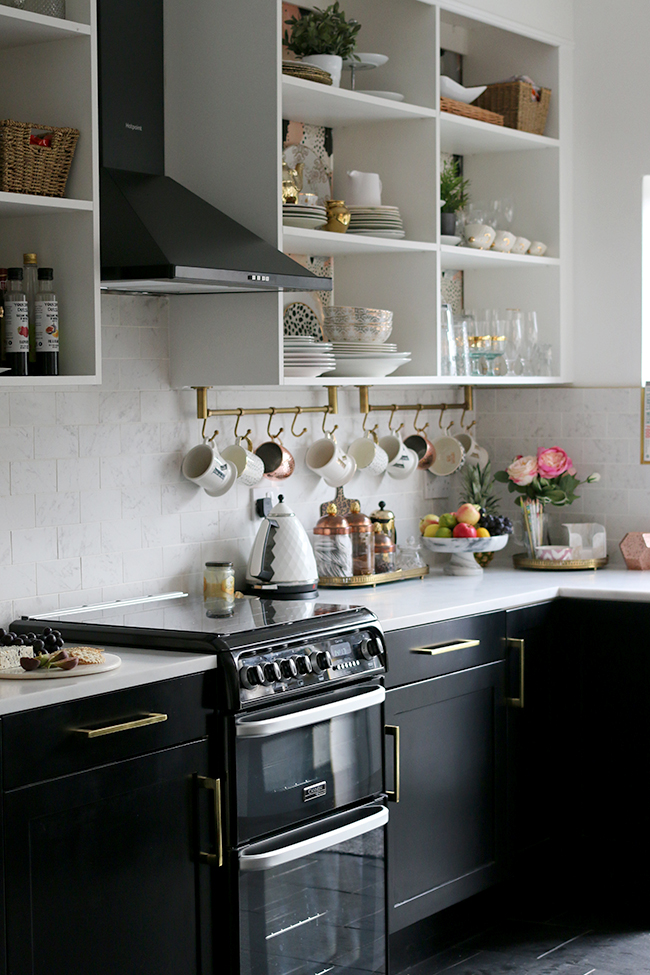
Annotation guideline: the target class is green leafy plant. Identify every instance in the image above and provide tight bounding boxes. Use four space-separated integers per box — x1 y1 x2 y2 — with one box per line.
284 2 361 60
440 158 470 213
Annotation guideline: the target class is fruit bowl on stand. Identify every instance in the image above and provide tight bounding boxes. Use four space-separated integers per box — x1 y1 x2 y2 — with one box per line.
422 535 509 576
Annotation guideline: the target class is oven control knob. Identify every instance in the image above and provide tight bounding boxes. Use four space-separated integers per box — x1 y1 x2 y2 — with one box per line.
310 649 333 673
264 661 282 684
280 657 298 679
359 636 381 660
240 664 265 688
295 654 313 675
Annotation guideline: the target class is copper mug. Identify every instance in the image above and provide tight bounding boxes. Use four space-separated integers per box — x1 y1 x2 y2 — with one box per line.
255 436 295 480
404 432 436 470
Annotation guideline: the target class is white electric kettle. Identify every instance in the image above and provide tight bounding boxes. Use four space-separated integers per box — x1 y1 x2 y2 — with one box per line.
246 495 319 599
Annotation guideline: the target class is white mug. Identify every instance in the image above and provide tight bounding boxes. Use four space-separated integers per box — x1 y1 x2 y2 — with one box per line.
378 434 419 479
347 435 389 475
491 230 515 253
528 240 548 256
306 436 357 487
455 432 487 468
428 435 465 476
221 436 265 487
511 235 531 254
297 192 318 207
182 441 237 496
464 223 496 249
345 170 383 207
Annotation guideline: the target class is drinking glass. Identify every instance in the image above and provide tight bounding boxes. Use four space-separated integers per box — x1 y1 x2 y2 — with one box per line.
521 311 539 375
453 313 471 376
440 302 457 376
504 311 523 376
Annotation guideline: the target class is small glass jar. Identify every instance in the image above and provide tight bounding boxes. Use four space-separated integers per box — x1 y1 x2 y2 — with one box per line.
204 561 235 604
347 501 374 577
374 523 396 574
313 503 353 578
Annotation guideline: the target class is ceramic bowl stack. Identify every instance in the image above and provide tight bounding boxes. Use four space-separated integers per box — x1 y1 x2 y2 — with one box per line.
322 307 411 377
282 203 327 230
283 336 335 378
347 206 405 239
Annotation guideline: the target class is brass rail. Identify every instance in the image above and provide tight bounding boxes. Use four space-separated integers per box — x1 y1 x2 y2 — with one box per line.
357 384 473 418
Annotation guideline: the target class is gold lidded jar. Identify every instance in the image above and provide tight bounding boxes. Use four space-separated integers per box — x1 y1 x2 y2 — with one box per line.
347 501 374 577
370 501 396 544
323 200 351 234
373 523 396 574
313 503 353 578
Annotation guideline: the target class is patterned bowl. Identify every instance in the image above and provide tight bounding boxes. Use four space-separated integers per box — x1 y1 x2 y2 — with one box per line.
323 321 393 344
324 306 393 326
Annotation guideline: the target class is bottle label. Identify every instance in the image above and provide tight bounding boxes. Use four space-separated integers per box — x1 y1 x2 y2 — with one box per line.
4 299 29 353
35 300 59 352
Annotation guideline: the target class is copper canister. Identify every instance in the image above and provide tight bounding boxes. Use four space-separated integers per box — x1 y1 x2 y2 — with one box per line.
370 501 396 545
347 501 374 576
313 503 353 578
373 523 396 574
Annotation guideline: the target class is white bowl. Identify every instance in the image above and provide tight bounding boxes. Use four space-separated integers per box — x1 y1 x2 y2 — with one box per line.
439 76 487 104
323 322 393 344
324 306 393 326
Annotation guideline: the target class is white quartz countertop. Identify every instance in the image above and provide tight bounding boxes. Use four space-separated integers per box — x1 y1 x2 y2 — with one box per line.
0 646 216 716
314 566 650 631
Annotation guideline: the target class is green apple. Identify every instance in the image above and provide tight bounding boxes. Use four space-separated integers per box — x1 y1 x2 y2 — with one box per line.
435 526 453 538
439 513 458 530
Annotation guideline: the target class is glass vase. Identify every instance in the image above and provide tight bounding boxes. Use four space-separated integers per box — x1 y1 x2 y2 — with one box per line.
519 498 546 557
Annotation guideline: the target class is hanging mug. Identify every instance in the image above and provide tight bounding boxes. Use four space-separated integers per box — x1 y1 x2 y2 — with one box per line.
222 435 265 487
347 433 389 475
377 433 419 480
182 440 237 497
305 435 357 488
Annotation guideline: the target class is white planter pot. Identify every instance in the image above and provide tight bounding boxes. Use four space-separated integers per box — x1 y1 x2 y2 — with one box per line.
302 54 342 87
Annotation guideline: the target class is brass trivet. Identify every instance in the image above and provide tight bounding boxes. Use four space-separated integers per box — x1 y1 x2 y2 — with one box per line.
513 553 609 571
319 566 429 588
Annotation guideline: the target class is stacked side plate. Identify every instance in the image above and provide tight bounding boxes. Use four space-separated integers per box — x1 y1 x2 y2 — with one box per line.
329 340 412 378
347 206 405 239
282 204 327 230
283 337 335 377
282 60 333 86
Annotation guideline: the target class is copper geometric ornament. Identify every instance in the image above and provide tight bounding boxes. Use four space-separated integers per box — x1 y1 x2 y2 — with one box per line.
619 532 650 570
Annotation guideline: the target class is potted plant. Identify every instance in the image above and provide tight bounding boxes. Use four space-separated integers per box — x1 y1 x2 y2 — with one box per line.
440 158 470 236
283 2 361 88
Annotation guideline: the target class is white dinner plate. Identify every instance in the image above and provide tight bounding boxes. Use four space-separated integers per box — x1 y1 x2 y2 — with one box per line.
283 216 326 229
441 235 462 246
329 359 409 378
284 366 335 377
362 91 405 101
0 652 122 679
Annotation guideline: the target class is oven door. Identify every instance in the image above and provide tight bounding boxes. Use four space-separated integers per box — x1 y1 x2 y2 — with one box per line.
238 802 388 975
234 683 384 842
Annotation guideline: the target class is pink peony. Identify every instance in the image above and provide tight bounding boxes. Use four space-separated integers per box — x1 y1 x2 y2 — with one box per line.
537 446 572 479
506 455 538 486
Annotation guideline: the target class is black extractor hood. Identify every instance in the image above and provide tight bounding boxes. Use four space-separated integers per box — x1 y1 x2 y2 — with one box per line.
98 0 329 295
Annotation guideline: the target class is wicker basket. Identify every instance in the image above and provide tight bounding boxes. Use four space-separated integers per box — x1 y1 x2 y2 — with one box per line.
439 96 504 126
0 120 80 197
474 81 551 135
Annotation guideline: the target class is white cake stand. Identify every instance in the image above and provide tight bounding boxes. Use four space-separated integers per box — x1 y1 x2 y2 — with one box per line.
422 535 509 576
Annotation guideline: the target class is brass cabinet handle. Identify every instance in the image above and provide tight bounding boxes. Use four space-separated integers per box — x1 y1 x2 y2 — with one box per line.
411 638 480 655
74 712 168 738
506 638 525 708
197 776 223 867
385 725 400 803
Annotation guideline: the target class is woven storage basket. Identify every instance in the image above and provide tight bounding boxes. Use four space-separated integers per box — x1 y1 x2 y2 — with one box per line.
474 81 551 135
0 120 80 197
439 97 504 126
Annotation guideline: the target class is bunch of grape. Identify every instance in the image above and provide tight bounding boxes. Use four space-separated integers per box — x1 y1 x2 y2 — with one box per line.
477 510 514 536
0 627 76 671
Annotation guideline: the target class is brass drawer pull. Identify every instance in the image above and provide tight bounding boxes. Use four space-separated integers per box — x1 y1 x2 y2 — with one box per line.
198 776 223 867
385 725 400 803
506 638 525 708
75 712 168 738
411 638 480 655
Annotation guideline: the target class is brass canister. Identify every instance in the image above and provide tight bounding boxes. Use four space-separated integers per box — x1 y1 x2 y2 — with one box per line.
313 503 353 578
323 200 351 234
373 523 396 574
370 501 396 545
346 501 374 576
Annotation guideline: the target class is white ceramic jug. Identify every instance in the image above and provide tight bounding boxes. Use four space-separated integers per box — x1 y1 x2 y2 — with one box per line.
345 171 383 207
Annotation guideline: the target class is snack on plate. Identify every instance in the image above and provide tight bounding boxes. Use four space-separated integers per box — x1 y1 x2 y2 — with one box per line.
0 646 34 670
67 646 106 665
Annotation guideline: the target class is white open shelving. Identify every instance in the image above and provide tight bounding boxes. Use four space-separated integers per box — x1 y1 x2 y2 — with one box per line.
283 227 437 257
0 0 100 387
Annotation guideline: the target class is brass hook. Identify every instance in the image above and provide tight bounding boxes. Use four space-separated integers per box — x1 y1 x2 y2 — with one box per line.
322 410 338 438
438 405 447 430
267 408 283 442
290 409 308 438
388 406 404 435
445 420 455 435
466 418 477 434
362 411 379 442
201 417 218 443
413 406 429 435
234 409 251 441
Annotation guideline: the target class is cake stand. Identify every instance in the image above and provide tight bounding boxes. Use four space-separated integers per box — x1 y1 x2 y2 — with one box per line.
422 535 509 576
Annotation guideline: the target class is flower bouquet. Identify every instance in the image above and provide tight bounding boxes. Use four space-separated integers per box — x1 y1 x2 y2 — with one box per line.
494 447 600 558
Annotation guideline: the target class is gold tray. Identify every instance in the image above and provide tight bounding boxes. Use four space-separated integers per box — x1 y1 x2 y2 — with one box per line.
319 566 429 588
513 553 609 571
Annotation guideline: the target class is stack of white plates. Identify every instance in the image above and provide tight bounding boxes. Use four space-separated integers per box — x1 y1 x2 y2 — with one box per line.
282 204 327 230
347 206 405 239
283 337 335 377
329 341 412 378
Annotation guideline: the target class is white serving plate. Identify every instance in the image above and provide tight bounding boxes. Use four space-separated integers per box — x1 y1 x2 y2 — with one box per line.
0 652 122 679
283 215 326 229
441 235 461 246
284 365 335 377
330 358 409 377
439 76 487 104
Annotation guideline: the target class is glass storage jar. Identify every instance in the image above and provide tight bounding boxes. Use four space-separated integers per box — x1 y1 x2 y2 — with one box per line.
313 503 353 578
346 501 374 577
373 524 396 574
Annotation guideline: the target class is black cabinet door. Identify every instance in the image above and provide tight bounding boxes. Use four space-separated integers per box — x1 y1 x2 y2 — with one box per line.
505 601 579 874
385 660 506 931
3 740 214 975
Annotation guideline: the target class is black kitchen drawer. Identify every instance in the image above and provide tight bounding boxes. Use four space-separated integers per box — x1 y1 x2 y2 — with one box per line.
384 611 506 688
2 671 215 790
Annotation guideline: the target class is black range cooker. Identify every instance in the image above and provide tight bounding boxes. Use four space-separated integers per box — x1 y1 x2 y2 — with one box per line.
14 594 388 975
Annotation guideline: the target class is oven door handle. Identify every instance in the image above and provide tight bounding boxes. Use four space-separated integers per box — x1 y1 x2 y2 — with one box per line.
235 685 385 738
239 805 389 871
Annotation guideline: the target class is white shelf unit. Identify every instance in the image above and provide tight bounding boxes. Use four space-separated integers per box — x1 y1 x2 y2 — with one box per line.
0 0 100 387
166 0 571 390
